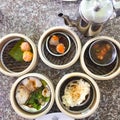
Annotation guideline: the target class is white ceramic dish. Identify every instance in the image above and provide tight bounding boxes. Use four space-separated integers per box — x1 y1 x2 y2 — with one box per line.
55 72 100 119
38 26 81 69
36 112 74 120
0 33 37 77
80 36 120 80
10 73 55 119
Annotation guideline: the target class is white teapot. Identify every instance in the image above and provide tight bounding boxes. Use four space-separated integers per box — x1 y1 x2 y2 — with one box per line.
59 0 120 36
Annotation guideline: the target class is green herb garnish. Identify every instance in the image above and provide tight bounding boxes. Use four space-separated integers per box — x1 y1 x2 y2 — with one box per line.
45 97 50 102
96 49 100 53
9 39 24 61
41 80 47 87
25 87 50 110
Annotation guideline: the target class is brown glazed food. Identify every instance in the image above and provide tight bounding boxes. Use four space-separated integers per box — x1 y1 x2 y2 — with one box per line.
89 40 117 66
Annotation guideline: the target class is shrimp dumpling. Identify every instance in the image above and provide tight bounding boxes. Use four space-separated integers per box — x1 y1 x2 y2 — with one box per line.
49 35 59 46
42 87 50 97
22 77 42 92
16 85 30 105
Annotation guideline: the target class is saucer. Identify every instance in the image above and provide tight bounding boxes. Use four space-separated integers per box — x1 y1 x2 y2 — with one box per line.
36 112 74 120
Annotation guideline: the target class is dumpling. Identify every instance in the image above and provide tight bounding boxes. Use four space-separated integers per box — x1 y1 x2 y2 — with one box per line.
16 85 30 105
42 87 50 97
22 77 42 92
49 35 59 46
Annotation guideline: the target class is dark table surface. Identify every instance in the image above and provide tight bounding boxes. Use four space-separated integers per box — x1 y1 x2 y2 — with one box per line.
0 0 120 120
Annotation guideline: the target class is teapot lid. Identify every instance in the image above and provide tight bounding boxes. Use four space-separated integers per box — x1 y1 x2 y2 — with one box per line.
79 0 114 23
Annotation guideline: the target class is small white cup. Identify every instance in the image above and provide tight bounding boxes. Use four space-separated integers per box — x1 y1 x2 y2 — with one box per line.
0 33 37 77
10 73 55 119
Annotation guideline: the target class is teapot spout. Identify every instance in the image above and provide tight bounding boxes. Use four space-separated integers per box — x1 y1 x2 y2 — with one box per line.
58 13 77 27
58 13 91 35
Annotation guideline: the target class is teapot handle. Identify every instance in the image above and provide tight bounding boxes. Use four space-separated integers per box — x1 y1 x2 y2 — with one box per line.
113 0 120 9
115 9 120 17
112 0 120 18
